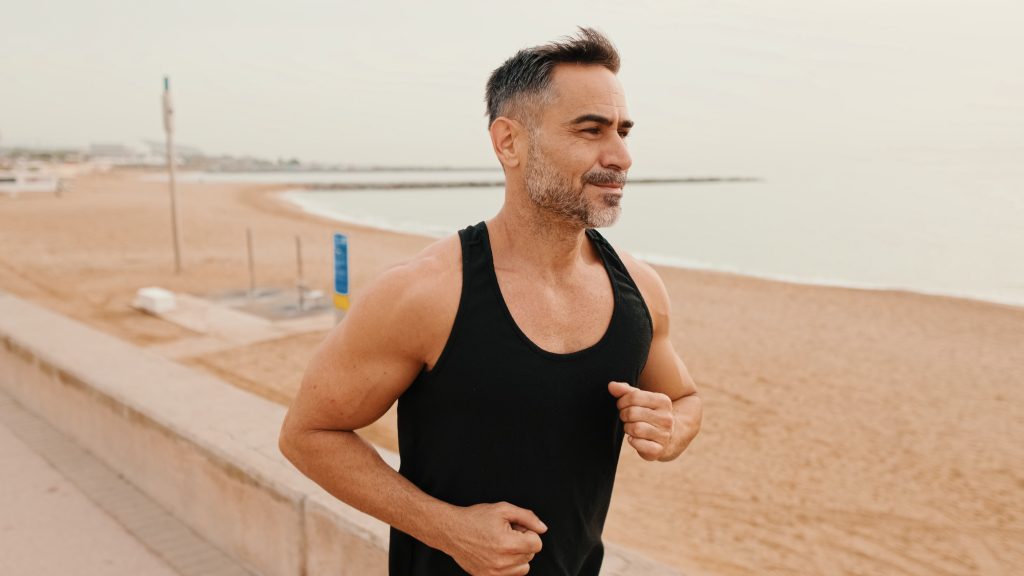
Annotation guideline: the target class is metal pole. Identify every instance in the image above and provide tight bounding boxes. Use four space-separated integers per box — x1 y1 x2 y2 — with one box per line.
163 76 183 274
295 235 304 310
246 227 256 298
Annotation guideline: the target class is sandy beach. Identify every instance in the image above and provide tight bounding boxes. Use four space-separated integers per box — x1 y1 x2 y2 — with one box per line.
1 169 1021 575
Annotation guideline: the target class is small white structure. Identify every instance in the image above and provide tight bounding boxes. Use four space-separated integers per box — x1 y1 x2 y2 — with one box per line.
132 287 177 314
0 170 60 195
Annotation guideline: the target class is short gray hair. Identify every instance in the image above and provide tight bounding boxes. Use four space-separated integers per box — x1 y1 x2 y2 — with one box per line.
485 27 621 127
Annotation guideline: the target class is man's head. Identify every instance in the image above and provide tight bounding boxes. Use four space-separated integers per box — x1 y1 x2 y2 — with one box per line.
485 27 621 129
486 27 633 229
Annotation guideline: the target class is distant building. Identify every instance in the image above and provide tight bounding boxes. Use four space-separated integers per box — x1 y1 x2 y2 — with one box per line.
88 142 154 166
141 140 205 161
87 141 205 167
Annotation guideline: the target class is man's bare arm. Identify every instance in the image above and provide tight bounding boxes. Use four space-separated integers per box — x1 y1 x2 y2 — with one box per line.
278 249 546 575
634 324 702 461
609 255 702 462
280 260 452 546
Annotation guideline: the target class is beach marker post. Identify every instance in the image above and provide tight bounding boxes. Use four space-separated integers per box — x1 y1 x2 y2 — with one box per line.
333 233 350 316
246 227 256 298
162 76 183 274
296 235 306 310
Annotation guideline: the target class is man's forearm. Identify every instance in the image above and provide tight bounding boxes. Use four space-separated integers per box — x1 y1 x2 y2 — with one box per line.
280 429 457 551
659 393 702 462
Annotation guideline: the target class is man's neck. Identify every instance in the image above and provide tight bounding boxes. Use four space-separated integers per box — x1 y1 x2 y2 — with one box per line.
486 198 594 280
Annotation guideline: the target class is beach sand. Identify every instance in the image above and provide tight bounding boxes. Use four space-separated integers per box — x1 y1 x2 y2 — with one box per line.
1 170 1021 575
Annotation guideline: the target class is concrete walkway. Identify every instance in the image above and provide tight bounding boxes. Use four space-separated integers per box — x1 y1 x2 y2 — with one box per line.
0 390 252 576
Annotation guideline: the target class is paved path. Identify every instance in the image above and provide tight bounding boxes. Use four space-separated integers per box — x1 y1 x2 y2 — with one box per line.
0 389 253 576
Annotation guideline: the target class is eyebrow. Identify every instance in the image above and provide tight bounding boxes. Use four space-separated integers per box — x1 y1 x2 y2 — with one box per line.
569 114 634 130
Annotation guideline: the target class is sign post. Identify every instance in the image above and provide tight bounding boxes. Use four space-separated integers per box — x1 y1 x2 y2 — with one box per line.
163 76 183 273
333 233 350 318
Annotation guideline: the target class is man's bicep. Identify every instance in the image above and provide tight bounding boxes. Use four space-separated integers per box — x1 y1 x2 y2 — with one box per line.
286 272 427 434
638 334 697 401
626 256 698 401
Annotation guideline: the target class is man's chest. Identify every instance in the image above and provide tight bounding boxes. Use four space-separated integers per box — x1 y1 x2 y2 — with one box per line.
494 267 614 355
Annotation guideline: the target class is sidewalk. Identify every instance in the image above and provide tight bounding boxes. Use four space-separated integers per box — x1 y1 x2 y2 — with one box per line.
0 390 251 576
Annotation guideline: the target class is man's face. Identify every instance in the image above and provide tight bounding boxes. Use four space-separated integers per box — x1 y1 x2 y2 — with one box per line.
522 64 633 228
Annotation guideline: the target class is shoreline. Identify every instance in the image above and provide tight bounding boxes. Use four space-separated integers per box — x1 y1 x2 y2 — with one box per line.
2 170 1021 575
272 187 1024 313
297 176 762 189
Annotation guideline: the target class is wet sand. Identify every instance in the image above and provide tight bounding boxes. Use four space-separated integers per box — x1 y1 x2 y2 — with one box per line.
1 170 1021 575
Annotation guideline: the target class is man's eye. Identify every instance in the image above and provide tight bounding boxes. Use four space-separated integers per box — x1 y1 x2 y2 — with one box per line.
583 128 601 134
619 131 630 139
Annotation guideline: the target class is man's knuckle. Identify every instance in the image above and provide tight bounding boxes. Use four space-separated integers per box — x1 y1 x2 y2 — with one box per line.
638 442 659 458
498 540 517 554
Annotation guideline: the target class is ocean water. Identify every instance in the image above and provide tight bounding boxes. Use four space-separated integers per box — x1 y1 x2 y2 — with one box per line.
181 163 1024 309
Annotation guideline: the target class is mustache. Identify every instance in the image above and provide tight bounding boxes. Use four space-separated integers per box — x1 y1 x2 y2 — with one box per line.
583 170 627 187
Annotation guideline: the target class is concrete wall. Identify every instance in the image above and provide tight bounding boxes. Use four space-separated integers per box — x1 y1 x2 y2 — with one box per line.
0 292 680 576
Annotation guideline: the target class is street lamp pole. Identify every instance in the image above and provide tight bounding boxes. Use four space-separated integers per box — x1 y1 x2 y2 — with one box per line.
163 76 183 273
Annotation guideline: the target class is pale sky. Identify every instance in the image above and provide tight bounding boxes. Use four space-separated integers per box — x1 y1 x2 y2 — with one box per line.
2 0 1021 175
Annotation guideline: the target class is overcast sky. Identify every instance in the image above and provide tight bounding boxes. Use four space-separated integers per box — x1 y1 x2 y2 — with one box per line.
2 0 1021 175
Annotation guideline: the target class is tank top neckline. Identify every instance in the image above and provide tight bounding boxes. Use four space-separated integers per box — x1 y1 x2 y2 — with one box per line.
479 221 620 360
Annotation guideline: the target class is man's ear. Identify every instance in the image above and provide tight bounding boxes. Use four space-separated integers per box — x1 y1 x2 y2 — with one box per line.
489 117 524 169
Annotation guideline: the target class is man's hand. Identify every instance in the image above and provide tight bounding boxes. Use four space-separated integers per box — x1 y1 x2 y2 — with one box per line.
608 381 676 461
443 502 546 576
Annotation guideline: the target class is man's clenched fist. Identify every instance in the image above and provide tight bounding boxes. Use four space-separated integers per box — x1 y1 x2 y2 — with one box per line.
608 381 675 461
443 501 546 576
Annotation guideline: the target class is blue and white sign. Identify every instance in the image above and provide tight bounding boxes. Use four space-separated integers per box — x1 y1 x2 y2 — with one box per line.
333 233 350 310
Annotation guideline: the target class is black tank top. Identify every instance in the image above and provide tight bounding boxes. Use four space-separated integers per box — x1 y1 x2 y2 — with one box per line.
389 221 653 575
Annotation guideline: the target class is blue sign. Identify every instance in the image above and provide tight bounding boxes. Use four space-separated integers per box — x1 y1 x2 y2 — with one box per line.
334 233 349 295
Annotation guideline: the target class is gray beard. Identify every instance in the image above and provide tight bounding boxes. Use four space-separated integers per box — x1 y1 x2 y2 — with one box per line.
523 146 621 228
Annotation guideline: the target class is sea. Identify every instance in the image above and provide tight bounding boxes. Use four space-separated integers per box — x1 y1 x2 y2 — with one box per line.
171 161 1024 309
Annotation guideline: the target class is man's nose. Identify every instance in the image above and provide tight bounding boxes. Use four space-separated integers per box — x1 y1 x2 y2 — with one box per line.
601 132 632 173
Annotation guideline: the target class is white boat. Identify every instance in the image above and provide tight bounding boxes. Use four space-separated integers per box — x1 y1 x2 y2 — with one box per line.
0 169 61 195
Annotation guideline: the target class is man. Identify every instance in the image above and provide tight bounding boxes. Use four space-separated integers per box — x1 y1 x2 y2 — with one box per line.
279 27 701 576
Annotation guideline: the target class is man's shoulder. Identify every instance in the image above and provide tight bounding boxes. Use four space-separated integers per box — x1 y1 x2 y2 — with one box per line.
354 232 462 327
379 233 461 296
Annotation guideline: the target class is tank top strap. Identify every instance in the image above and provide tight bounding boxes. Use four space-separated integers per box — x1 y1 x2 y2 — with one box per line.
424 221 505 376
585 227 654 341
584 228 626 274
457 220 496 297
457 220 487 259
